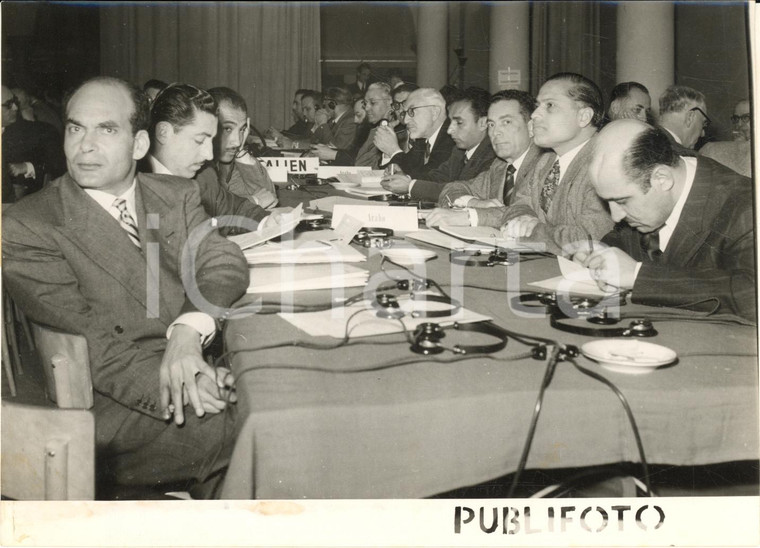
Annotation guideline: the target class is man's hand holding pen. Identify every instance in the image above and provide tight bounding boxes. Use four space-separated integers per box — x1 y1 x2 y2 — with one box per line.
573 244 639 292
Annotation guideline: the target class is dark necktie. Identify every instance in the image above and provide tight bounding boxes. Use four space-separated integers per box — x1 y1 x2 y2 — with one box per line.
539 158 560 214
424 140 432 164
113 198 141 249
640 229 663 262
502 164 516 205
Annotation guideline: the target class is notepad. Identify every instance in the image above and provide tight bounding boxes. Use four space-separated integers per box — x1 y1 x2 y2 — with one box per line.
247 263 369 294
228 204 303 250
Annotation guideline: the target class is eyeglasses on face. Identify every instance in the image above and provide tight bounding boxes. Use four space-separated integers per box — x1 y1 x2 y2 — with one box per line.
689 106 711 129
361 98 388 109
399 104 437 118
1 96 19 110
731 113 751 124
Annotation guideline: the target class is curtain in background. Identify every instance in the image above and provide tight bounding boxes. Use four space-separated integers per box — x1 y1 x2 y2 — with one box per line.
100 3 320 131
530 2 601 95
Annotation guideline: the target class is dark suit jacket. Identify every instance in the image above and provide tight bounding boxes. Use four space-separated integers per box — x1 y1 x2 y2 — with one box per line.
283 119 312 140
384 119 455 179
602 157 756 321
661 126 697 157
410 135 497 201
438 143 549 227
504 137 614 255
2 173 249 420
138 156 269 230
312 110 357 151
2 119 66 202
334 122 371 166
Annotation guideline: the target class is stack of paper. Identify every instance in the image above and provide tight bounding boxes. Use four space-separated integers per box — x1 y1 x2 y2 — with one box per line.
247 263 369 294
243 240 365 265
437 226 546 252
317 165 371 180
528 256 614 297
228 204 303 250
405 229 492 251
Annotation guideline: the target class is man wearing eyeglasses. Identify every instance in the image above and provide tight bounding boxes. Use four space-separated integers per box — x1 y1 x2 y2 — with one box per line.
353 82 394 168
194 86 278 209
2 85 66 202
657 85 709 155
373 87 455 180
699 98 752 177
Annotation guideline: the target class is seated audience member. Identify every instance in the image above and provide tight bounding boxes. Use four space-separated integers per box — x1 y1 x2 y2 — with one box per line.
2 85 66 202
2 76 247 497
10 86 36 122
348 62 373 99
427 90 547 228
575 120 756 322
607 81 652 123
353 96 367 125
439 84 463 107
699 98 752 177
353 82 394 168
381 87 496 202
275 90 323 148
143 79 168 103
28 86 65 134
310 87 358 161
501 72 613 255
328 97 372 166
387 68 405 90
374 87 455 179
195 86 277 208
388 83 419 150
140 83 273 228
268 88 312 142
657 85 709 155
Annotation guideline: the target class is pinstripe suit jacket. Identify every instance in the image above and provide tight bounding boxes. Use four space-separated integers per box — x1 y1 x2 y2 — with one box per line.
2 173 249 420
602 157 756 322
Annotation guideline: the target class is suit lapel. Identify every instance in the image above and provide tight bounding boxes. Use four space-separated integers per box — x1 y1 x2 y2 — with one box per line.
57 174 150 311
662 160 711 264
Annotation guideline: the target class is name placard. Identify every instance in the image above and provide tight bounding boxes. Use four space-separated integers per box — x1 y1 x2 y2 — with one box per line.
259 157 320 174
331 205 418 233
317 165 371 179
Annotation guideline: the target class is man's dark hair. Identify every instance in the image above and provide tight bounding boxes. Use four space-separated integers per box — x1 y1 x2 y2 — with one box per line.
324 87 352 106
149 83 216 138
622 126 679 191
357 62 371 73
439 84 464 106
143 79 168 92
453 87 491 119
65 76 150 135
392 82 419 99
300 90 323 108
490 89 537 123
609 81 649 104
546 72 605 128
295 88 311 98
208 86 248 114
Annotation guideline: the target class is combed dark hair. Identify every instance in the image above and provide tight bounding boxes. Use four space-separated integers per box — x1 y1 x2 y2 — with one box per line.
208 86 247 114
65 76 150 135
490 89 537 123
324 86 352 106
659 85 706 114
453 87 491 119
300 90 323 109
143 79 168 92
439 84 464 106
149 83 216 138
295 88 311 98
547 72 604 128
356 62 371 73
609 81 649 103
392 82 418 99
622 126 679 191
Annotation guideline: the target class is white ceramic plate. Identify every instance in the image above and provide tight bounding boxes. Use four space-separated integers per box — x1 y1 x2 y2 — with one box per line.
330 181 360 190
381 247 437 266
581 339 677 375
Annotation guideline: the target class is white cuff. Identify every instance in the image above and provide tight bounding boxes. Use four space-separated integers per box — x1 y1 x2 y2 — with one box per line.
454 195 474 208
633 261 643 283
24 162 36 179
408 179 417 194
167 312 217 347
257 215 270 231
467 208 478 227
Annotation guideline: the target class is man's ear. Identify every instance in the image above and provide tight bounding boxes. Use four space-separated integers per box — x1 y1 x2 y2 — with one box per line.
477 116 488 131
650 164 675 192
132 129 150 160
683 108 696 129
154 121 173 145
577 106 594 128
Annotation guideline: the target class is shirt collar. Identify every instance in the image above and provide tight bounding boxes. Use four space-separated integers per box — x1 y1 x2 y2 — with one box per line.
511 147 530 174
149 155 174 175
84 178 138 222
664 127 683 145
333 110 345 124
465 138 485 161
426 122 443 151
658 156 697 251
556 138 590 181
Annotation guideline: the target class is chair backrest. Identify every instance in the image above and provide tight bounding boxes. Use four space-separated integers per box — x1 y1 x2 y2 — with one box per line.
31 323 93 410
1 400 95 500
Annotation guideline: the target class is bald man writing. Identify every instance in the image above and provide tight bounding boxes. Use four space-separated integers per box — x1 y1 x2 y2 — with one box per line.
574 119 756 322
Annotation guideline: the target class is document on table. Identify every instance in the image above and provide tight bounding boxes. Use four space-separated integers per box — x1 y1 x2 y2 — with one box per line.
247 263 369 294
243 240 366 265
404 229 492 251
228 204 304 250
280 294 492 338
528 256 613 297
437 225 546 251
309 195 390 214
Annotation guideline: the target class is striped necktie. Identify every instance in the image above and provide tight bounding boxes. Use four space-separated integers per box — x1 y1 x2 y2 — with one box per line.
502 164 516 205
113 198 141 248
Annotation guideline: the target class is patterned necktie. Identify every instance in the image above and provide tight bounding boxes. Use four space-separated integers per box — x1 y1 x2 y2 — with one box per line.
113 198 141 248
640 229 662 262
502 164 516 205
539 158 560 214
424 140 432 164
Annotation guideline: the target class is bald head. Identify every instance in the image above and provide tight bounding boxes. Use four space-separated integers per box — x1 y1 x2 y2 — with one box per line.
590 119 650 190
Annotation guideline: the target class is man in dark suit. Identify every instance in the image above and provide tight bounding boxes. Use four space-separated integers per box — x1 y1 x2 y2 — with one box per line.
427 89 548 228
348 62 373 99
353 82 394 168
657 85 708 156
2 77 249 494
574 120 756 322
2 85 66 202
381 87 495 203
310 87 358 162
374 87 455 180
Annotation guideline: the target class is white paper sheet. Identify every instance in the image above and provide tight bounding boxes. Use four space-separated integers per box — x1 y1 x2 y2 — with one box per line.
227 204 303 250
247 263 369 294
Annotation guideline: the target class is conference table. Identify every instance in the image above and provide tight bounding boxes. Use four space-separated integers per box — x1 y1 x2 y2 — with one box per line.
219 187 759 499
